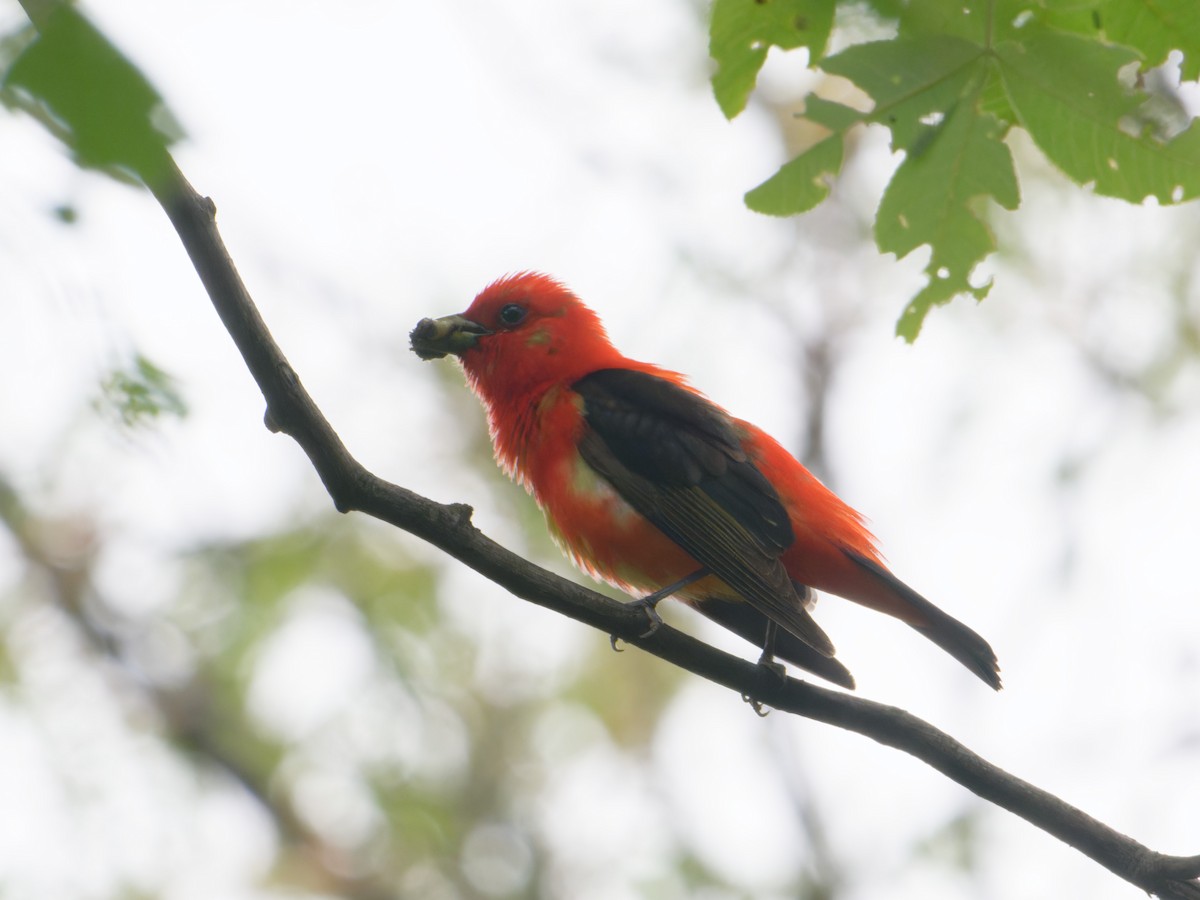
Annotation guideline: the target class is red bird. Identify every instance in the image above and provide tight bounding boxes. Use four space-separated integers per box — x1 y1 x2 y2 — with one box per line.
411 273 1000 690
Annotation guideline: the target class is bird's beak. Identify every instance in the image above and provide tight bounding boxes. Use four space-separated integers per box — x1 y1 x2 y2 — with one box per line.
409 314 492 360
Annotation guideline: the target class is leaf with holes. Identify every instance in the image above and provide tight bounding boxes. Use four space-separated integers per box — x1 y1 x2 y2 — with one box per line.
877 101 1019 340
820 36 1019 338
1099 0 1200 80
821 35 986 150
744 98 858 214
719 0 1200 337
745 132 844 214
710 0 835 119
997 27 1200 204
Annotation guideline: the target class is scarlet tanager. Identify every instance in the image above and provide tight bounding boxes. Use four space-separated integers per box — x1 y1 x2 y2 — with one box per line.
410 273 1000 690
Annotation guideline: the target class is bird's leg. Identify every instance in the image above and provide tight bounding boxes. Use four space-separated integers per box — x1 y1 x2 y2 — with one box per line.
756 621 788 683
630 567 710 636
756 579 809 681
610 567 710 651
741 622 786 716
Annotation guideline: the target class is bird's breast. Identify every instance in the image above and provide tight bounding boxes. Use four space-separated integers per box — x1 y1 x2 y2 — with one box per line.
510 390 699 595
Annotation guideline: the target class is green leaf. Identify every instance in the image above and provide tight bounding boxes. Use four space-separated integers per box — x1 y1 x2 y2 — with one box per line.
890 0 993 43
978 59 1018 126
746 34 1023 336
719 0 1200 336
803 94 865 131
878 100 1019 340
1035 5 1106 40
815 35 1019 337
821 35 985 149
1098 0 1200 80
745 130 845 214
0 20 35 74
710 0 835 119
997 27 1200 204
744 96 861 215
3 6 181 184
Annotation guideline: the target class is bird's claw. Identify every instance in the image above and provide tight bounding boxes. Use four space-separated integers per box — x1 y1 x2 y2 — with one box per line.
629 595 665 638
741 694 770 717
609 595 665 651
740 651 786 715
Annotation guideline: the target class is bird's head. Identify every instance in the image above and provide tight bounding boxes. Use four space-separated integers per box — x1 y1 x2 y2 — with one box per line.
411 272 620 397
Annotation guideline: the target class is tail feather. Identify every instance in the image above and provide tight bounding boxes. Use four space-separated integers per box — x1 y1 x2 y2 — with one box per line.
844 550 1001 690
691 596 856 689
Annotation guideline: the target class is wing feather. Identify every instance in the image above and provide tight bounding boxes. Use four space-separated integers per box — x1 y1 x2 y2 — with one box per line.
574 369 835 658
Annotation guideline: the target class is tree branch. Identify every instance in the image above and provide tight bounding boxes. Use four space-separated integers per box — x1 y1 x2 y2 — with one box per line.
140 155 1200 900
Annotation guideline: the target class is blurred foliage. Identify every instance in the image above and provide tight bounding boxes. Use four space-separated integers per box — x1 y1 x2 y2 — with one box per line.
51 201 77 223
715 0 1200 338
95 354 189 429
914 810 984 874
1 3 180 185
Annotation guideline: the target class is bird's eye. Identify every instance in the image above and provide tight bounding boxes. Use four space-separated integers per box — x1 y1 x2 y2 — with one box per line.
499 303 527 326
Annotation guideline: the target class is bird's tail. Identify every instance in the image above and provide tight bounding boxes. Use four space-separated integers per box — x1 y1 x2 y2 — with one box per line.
844 550 1002 690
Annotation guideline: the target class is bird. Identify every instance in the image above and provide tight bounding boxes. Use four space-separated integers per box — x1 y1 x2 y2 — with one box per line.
410 272 1000 690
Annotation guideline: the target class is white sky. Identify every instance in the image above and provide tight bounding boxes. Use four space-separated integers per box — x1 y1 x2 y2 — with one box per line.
2 1 1200 898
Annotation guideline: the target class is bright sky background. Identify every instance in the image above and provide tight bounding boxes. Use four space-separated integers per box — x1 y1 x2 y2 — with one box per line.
3 1 1200 898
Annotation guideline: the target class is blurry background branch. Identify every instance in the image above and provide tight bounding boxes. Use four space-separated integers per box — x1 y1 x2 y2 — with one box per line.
0 479 398 900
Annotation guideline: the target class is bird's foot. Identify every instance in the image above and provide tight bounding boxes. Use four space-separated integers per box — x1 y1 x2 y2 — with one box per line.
740 649 787 716
756 648 788 685
609 596 664 651
741 694 771 717
609 569 710 650
629 595 666 638
609 596 665 652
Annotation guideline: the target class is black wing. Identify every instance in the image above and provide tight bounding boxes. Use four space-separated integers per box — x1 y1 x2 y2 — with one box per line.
573 368 835 658
692 594 856 688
